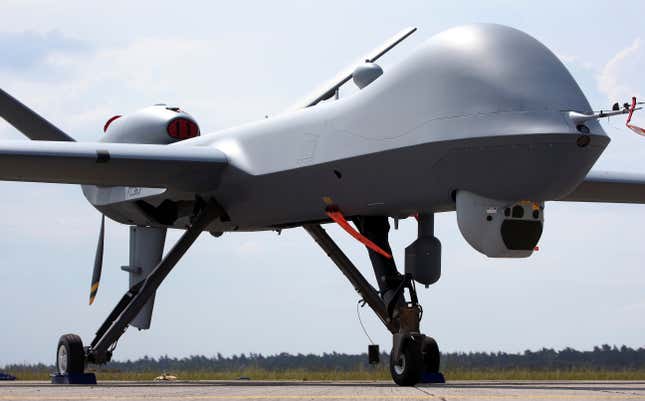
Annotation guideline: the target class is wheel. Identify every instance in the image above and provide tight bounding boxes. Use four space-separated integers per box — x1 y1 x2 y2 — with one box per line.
389 339 423 386
56 334 85 374
421 336 440 373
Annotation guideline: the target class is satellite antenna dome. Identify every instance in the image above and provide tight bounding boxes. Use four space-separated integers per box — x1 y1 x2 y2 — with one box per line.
352 62 383 89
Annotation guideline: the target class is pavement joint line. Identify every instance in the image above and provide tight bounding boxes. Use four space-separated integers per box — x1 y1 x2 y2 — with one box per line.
414 384 443 400
1 395 645 400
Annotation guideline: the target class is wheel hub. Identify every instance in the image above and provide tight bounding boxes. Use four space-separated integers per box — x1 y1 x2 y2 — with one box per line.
393 354 406 375
57 344 68 374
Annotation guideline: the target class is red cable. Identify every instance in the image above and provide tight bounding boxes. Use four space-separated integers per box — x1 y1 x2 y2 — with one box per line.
626 97 645 136
325 209 393 259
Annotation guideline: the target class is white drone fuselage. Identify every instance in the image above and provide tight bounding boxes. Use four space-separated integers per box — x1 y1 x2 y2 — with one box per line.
89 24 606 253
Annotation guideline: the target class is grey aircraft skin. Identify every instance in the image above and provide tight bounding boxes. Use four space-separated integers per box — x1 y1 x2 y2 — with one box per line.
92 23 609 232
1 23 644 386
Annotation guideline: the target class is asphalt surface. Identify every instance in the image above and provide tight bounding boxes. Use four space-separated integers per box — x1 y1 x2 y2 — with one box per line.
1 380 645 400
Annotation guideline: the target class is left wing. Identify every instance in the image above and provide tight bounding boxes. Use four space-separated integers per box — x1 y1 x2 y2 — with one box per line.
0 88 75 141
0 140 228 192
559 170 645 203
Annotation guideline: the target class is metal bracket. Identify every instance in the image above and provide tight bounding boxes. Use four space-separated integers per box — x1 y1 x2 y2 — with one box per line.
120 265 142 274
386 274 419 319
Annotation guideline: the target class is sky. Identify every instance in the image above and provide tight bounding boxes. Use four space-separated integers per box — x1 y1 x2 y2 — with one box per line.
0 0 644 365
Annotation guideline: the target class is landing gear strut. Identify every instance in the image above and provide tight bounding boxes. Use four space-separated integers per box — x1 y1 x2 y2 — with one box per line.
53 199 225 383
304 215 442 386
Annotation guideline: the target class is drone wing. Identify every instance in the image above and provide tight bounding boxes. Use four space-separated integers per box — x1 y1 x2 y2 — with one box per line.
0 140 227 192
0 88 75 141
560 170 645 203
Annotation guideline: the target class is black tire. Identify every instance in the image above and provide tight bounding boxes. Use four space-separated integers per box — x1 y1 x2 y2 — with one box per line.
421 336 440 373
389 339 423 386
56 334 85 374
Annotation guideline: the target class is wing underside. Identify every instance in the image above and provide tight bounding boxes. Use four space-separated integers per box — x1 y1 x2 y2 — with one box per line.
560 170 645 203
0 140 228 192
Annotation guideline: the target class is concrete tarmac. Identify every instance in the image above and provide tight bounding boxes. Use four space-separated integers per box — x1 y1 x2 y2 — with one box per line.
1 380 645 400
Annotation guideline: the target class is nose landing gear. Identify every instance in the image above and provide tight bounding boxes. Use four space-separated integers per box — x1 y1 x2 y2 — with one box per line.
304 214 444 386
389 332 441 385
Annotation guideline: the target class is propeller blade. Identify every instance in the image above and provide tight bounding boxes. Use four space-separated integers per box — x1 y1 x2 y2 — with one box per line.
89 215 105 305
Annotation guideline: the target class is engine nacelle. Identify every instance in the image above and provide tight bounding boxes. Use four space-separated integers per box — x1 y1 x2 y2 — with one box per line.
456 190 544 258
102 104 200 144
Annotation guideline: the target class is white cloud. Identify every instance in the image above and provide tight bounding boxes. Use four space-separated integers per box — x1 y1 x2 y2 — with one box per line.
0 30 89 74
236 240 263 255
622 300 645 313
554 51 595 71
2 37 218 137
1 34 294 141
597 38 644 103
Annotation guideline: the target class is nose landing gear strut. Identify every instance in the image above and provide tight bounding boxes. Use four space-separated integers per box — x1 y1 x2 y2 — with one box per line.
304 214 443 386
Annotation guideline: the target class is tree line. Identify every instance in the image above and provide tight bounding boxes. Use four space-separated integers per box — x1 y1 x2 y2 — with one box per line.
3 345 645 372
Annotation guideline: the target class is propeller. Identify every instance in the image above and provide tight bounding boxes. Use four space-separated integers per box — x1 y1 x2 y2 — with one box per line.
89 215 105 305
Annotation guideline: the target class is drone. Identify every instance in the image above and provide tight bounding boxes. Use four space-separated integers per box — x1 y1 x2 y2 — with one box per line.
1 24 643 386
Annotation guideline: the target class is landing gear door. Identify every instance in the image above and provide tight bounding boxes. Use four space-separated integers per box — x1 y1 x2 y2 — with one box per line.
121 226 167 330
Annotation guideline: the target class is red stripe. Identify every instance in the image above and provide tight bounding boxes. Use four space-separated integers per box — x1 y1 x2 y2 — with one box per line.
626 97 645 136
628 124 645 136
103 115 122 132
325 209 393 259
626 97 637 125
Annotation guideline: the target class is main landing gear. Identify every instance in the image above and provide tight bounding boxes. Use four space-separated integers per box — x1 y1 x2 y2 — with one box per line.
304 213 443 386
52 201 438 386
52 199 225 384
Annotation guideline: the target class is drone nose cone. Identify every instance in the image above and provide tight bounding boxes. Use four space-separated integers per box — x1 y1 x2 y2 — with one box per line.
334 23 599 144
422 23 592 115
